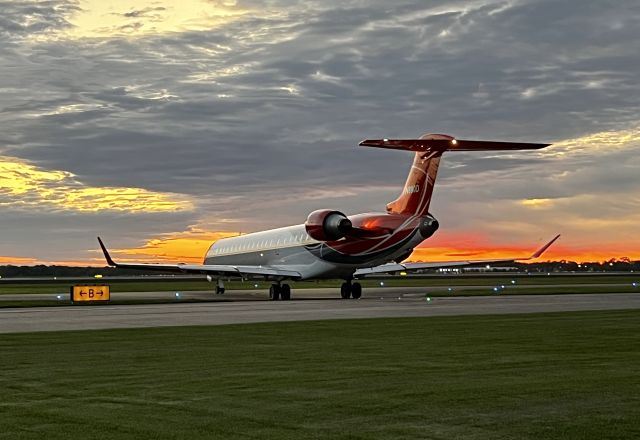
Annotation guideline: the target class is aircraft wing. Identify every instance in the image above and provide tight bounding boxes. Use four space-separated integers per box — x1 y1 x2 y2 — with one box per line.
353 235 560 277
97 238 302 280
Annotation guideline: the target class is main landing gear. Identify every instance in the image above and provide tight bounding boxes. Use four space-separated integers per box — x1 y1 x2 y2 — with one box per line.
340 281 362 299
269 283 291 301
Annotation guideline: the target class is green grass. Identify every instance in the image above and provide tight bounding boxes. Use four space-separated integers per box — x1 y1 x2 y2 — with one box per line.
1 274 639 295
451 285 640 296
0 299 221 309
1 277 639 309
1 310 639 439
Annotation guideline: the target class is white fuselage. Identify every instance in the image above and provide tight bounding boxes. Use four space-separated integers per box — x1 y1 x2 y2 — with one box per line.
203 217 428 280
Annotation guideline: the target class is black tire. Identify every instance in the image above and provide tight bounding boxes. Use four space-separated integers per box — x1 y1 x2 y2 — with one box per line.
269 284 280 301
340 282 351 299
215 286 225 295
280 284 291 300
351 282 362 299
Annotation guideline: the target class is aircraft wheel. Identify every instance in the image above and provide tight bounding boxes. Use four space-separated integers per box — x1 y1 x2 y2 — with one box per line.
280 284 291 300
215 287 225 295
340 282 351 299
351 282 362 299
269 284 280 301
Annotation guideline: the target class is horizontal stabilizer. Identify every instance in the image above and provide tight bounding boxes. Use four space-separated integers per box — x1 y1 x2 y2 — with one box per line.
359 138 550 152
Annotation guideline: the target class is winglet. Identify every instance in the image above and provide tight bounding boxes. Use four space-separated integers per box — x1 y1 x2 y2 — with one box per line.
97 237 118 267
528 234 561 259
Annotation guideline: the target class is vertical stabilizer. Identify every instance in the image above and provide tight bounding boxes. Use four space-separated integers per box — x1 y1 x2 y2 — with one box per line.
384 133 450 216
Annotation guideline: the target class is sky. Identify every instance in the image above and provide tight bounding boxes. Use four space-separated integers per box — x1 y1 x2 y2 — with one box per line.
1 0 639 265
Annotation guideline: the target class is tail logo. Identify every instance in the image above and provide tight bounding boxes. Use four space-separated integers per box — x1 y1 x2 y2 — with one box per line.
404 184 420 194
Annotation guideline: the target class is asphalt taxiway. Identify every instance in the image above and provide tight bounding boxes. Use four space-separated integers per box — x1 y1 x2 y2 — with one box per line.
2 283 638 302
1 289 638 334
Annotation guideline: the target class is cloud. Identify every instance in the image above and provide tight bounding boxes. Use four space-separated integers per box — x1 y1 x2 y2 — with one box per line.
107 228 240 263
1 0 640 262
0 1 78 40
0 156 193 212
426 126 640 261
0 209 201 263
121 7 167 19
0 255 38 265
59 0 250 39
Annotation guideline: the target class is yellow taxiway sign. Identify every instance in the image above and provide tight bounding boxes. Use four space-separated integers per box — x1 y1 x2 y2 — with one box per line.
70 285 110 303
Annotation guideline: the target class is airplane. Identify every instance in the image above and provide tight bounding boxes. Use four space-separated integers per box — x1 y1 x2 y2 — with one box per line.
98 133 559 300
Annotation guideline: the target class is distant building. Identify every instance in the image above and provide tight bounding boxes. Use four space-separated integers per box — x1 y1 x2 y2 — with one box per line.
463 266 519 273
437 268 462 273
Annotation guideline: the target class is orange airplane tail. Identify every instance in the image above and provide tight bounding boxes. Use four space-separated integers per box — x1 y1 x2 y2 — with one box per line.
359 133 550 217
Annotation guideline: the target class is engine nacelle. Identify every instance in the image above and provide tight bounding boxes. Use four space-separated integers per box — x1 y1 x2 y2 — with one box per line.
305 209 353 241
419 215 439 239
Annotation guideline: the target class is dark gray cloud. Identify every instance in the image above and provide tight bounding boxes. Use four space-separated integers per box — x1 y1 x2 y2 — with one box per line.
0 1 78 39
1 0 640 260
121 7 166 19
0 209 200 261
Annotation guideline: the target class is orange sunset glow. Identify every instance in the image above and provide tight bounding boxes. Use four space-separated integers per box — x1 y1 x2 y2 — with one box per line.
105 230 242 264
72 229 634 267
0 256 38 265
408 235 636 264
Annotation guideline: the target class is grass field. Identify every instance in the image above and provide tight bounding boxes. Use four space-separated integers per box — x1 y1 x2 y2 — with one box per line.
1 274 639 295
2 275 639 309
1 310 639 439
